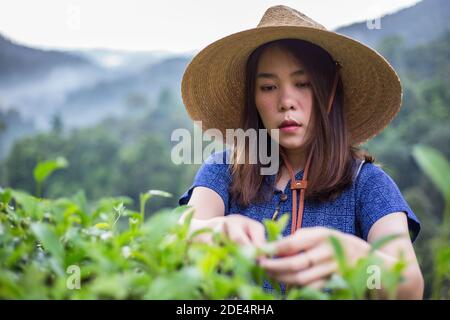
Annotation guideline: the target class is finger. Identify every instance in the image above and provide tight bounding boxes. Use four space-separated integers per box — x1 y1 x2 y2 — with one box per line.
225 226 252 246
227 215 267 248
191 232 213 245
302 242 334 267
260 253 314 274
305 279 327 290
260 243 334 274
272 227 332 257
267 260 338 286
246 222 266 249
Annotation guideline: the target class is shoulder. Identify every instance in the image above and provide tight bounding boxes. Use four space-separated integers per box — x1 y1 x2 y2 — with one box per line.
194 149 233 183
178 148 233 210
356 161 392 188
354 161 421 242
355 161 404 205
204 148 232 165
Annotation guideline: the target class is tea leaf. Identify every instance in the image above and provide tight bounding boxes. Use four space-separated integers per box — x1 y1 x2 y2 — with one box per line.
370 233 402 253
33 157 68 184
263 214 289 242
30 222 64 275
328 235 347 272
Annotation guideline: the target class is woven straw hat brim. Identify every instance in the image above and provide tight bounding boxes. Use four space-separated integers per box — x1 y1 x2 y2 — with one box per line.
181 25 402 146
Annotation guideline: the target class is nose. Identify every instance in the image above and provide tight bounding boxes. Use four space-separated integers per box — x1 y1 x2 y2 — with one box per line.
278 86 297 112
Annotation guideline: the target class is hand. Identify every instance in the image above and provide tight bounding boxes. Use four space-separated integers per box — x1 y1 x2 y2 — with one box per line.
219 214 267 248
258 226 371 289
189 214 266 248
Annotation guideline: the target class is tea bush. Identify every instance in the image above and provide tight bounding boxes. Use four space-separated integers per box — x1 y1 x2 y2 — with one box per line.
0 159 408 299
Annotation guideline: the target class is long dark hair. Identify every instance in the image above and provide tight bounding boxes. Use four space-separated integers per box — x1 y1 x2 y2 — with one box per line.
229 38 375 207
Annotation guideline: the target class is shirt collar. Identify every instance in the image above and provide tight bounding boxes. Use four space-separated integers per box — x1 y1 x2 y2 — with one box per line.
265 169 305 188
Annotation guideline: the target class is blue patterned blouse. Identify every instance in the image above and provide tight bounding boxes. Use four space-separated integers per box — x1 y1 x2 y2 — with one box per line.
178 149 421 293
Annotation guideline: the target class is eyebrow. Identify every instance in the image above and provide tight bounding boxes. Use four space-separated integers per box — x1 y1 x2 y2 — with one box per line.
256 69 305 79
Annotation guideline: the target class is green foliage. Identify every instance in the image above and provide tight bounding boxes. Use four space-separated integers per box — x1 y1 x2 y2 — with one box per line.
412 145 450 299
33 157 68 197
0 186 270 299
0 96 195 215
263 214 289 242
140 190 173 219
0 181 408 299
0 108 37 162
321 234 406 300
413 145 450 200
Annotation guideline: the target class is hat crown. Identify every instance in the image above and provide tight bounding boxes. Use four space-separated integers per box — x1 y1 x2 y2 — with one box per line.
257 5 327 30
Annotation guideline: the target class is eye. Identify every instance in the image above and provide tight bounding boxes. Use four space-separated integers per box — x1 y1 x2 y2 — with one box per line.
260 85 276 92
296 82 311 89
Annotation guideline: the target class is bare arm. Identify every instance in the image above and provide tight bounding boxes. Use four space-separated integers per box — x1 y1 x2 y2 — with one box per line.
368 212 424 299
178 186 266 247
178 186 226 235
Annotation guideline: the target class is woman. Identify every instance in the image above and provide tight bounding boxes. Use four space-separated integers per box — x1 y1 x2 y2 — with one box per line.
178 5 424 299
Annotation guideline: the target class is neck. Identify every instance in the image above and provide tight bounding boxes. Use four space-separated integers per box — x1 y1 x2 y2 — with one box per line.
281 148 306 174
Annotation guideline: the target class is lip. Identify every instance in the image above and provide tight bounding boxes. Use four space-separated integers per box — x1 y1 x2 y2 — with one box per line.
280 125 301 133
279 119 301 128
278 119 302 133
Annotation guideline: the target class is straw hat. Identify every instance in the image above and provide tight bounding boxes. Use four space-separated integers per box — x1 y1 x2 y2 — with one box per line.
181 5 402 146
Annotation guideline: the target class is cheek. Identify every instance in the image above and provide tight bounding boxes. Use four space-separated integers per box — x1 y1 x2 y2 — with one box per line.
255 94 275 123
303 94 314 125
308 102 315 125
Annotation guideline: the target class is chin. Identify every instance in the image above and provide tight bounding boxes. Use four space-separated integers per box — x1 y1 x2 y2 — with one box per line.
279 137 305 150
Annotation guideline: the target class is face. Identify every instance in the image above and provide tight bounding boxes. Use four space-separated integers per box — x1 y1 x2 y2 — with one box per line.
255 45 314 150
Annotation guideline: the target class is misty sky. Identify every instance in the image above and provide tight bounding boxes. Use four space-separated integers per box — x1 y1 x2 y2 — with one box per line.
0 0 421 53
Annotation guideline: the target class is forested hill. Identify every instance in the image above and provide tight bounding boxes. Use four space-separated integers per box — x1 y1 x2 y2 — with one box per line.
0 33 92 83
336 0 450 50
